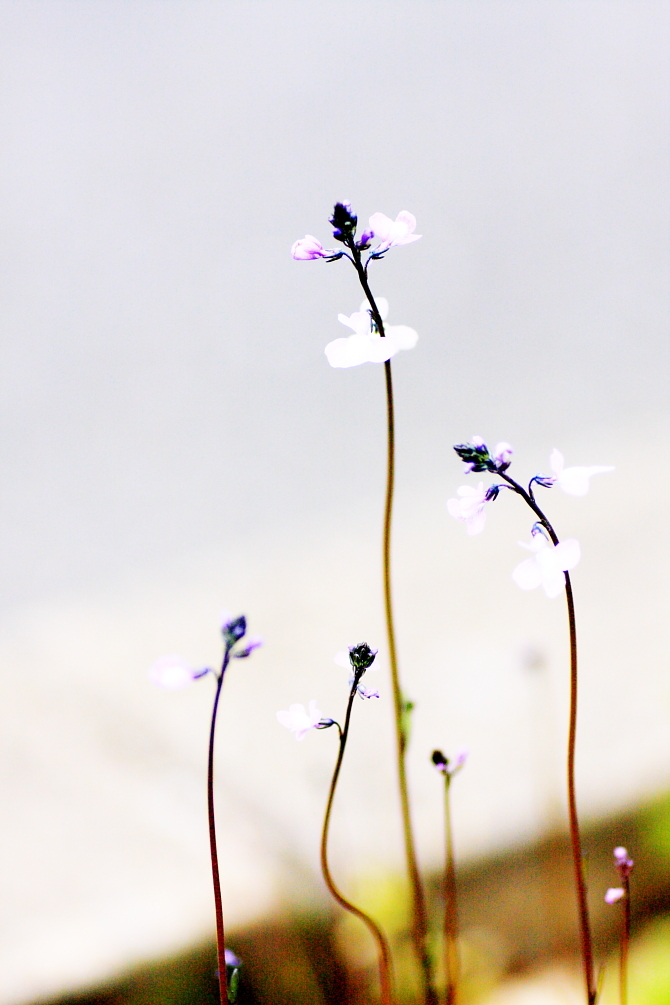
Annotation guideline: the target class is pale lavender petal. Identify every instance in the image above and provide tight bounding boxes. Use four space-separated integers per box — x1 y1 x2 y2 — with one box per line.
554 538 581 571
467 507 486 535
512 556 543 591
605 887 625 904
550 448 564 475
150 655 196 689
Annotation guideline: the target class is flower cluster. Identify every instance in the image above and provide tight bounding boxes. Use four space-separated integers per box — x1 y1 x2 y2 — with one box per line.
291 203 421 262
325 299 418 368
149 613 262 688
447 436 613 598
605 846 634 904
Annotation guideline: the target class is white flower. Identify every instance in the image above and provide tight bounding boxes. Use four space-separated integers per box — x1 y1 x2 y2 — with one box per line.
605 887 625 904
149 655 204 689
276 700 323 740
447 482 489 535
512 533 581 598
550 449 614 496
368 211 421 251
325 298 418 368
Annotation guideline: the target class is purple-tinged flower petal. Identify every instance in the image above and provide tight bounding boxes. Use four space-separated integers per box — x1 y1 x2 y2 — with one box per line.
368 211 421 251
550 448 614 496
291 235 327 260
605 887 625 904
513 536 580 598
150 655 202 689
235 636 263 658
225 949 241 967
277 700 323 740
493 441 513 469
447 482 489 535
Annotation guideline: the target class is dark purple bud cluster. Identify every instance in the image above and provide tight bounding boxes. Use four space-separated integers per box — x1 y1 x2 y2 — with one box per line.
222 615 263 659
453 440 496 473
330 202 358 243
348 642 378 672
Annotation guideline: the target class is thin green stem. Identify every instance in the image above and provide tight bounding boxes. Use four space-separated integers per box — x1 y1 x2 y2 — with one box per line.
348 244 435 1005
208 652 230 1005
320 680 394 1005
499 472 595 1004
442 775 459 1005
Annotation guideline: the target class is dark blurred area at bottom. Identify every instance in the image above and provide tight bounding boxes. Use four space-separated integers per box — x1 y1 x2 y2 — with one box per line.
39 793 670 1005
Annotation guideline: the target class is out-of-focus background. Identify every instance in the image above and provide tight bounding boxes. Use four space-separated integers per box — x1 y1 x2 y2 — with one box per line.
0 2 668 1003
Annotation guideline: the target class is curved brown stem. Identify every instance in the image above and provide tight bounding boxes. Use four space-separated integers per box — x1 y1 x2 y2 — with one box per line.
208 655 230 1005
564 573 596 1005
320 684 394 1005
498 471 595 1004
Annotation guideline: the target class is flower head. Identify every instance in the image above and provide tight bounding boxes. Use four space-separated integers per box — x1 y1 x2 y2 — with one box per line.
512 530 581 598
368 211 421 252
277 700 324 740
334 645 380 697
453 437 513 474
447 482 490 535
432 749 468 777
604 887 625 904
549 449 614 496
149 655 208 689
325 298 418 368
329 201 358 243
613 846 634 878
291 235 327 260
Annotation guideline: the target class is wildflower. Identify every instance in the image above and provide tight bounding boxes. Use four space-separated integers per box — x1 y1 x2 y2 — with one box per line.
605 887 625 904
291 235 328 260
549 448 614 496
325 298 418 368
432 749 468 777
149 655 208 689
277 700 323 740
447 482 490 535
512 530 581 598
330 201 358 242
453 437 513 474
368 211 421 251
613 846 634 878
334 645 380 697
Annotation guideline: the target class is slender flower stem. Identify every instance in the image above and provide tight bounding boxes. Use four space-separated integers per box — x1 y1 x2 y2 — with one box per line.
208 650 231 1005
348 244 436 1005
499 472 595 1004
620 877 630 1005
320 679 394 1005
441 774 459 1005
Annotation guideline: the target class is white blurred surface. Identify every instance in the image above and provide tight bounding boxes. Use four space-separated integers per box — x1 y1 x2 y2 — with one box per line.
0 2 668 1002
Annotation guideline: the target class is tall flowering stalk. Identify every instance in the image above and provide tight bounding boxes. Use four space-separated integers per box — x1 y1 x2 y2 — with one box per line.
151 615 262 1005
431 751 467 1005
293 205 435 1004
277 644 393 1004
448 438 613 1005
605 847 634 1005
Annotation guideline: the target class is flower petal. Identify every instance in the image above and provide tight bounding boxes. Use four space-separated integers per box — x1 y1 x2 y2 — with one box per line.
467 507 486 535
368 212 393 241
512 557 543 591
554 538 581 571
550 448 564 476
325 334 370 368
386 325 418 351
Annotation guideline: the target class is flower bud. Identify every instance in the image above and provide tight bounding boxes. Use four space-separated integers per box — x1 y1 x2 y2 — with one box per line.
348 642 377 671
329 202 358 243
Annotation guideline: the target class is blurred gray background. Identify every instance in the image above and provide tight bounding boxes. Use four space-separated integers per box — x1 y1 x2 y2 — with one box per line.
0 3 668 1003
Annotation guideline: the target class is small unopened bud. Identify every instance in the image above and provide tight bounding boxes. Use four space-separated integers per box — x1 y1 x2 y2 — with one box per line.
223 615 247 645
329 202 358 243
348 643 377 671
432 750 448 772
605 887 625 904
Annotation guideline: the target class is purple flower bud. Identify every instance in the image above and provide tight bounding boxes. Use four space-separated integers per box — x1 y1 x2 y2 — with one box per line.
291 235 327 260
532 474 557 488
225 949 241 968
613 846 634 878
